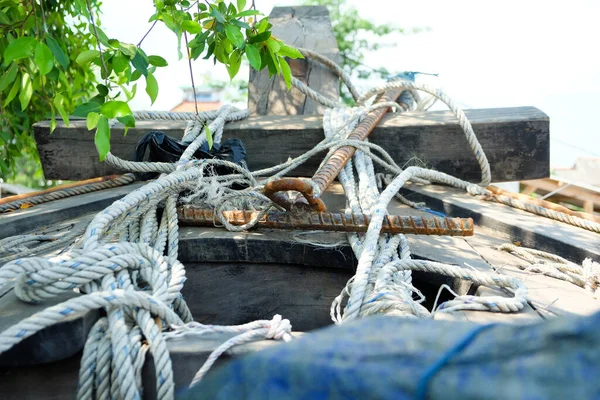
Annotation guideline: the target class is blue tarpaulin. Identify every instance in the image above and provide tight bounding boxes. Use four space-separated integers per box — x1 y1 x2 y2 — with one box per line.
182 312 600 399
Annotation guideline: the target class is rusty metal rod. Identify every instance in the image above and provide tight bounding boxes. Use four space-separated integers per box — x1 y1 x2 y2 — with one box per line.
263 87 405 212
177 206 474 236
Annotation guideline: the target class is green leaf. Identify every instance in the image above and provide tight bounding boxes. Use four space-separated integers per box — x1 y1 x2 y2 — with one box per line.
237 0 246 11
190 41 205 59
100 100 132 119
227 51 242 80
19 73 33 111
231 19 252 30
279 57 292 90
46 37 69 68
76 49 100 66
222 38 233 54
34 42 54 75
245 44 261 70
235 10 260 17
131 69 143 82
182 20 202 34
87 112 101 130
278 44 304 59
264 50 278 76
117 114 135 135
53 93 70 127
93 26 111 47
95 116 111 161
247 30 271 44
266 38 280 54
112 53 129 73
0 63 18 92
73 101 102 117
119 42 137 57
255 18 270 33
205 124 213 149
145 72 158 104
148 55 168 67
119 83 137 101
96 84 109 96
204 41 216 60
4 75 20 107
225 25 244 48
50 116 57 134
4 37 37 63
210 7 225 23
131 51 149 76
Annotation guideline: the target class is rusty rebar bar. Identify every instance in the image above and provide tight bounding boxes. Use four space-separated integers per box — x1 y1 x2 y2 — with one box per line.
263 88 404 212
177 206 474 236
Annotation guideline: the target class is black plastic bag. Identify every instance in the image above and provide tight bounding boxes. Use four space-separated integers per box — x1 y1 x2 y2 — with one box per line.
133 131 248 181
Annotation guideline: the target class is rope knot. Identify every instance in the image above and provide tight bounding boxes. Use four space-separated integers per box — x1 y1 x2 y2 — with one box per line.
266 314 293 342
466 184 492 199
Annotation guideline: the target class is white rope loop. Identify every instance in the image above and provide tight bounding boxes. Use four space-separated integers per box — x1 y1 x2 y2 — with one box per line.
358 80 491 187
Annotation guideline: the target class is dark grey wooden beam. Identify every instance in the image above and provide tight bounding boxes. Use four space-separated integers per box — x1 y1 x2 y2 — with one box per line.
33 106 550 182
0 182 145 240
399 182 600 263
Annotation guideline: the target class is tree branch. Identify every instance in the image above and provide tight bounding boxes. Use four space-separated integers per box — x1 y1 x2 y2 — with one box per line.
85 0 109 80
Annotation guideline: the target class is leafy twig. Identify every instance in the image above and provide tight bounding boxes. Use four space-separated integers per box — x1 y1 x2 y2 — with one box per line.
85 0 109 80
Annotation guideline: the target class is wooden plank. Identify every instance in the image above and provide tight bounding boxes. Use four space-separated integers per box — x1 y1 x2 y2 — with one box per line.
400 182 600 263
0 330 295 400
465 230 600 318
248 6 340 116
521 177 600 210
0 182 144 240
34 106 550 182
0 290 100 367
181 262 351 331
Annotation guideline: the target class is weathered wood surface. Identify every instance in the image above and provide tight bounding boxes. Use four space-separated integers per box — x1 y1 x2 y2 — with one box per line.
0 182 145 240
0 291 101 367
0 331 293 400
181 262 351 331
465 229 600 318
248 6 340 116
399 182 600 263
34 106 550 182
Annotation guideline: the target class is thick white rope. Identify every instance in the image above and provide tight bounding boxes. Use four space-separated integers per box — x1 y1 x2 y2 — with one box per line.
0 49 594 398
163 315 292 387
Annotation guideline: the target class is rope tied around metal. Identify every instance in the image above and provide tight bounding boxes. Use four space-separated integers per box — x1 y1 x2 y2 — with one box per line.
0 48 596 399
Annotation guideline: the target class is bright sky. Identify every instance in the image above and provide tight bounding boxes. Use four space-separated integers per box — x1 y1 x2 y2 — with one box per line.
100 0 600 169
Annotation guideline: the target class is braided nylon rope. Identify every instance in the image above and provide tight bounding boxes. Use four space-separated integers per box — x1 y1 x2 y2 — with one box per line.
0 174 136 213
468 186 600 233
499 243 600 298
0 49 595 398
